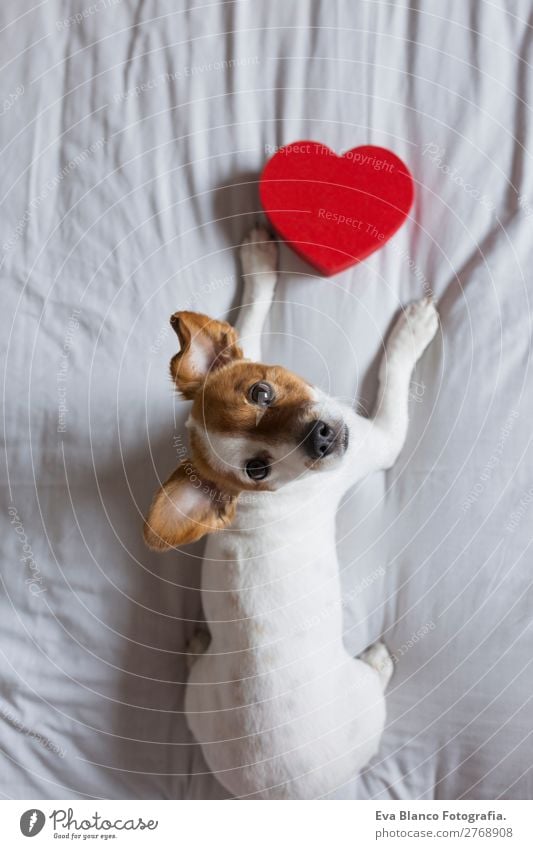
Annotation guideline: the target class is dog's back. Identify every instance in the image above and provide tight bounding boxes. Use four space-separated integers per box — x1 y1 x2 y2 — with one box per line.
184 487 387 799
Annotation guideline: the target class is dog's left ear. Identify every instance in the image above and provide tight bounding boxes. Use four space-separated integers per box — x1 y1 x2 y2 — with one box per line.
143 462 237 550
169 311 243 399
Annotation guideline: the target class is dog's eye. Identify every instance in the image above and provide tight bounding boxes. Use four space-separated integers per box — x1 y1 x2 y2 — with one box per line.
245 458 270 481
248 381 274 407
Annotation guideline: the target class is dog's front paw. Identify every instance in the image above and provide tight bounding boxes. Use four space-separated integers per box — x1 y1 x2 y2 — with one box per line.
389 297 439 362
240 225 278 277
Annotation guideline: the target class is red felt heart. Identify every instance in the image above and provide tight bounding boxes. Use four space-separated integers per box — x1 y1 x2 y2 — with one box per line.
260 142 414 276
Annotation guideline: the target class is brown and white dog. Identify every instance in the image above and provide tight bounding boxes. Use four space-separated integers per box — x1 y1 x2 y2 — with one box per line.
144 226 439 799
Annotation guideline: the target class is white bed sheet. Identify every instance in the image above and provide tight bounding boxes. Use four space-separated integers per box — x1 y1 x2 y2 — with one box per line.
1 0 532 799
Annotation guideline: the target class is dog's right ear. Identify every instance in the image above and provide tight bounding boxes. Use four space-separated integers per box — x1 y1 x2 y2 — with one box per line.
169 311 242 399
143 462 237 551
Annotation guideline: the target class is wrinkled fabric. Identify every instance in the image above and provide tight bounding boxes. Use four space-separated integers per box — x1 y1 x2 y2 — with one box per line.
1 0 532 799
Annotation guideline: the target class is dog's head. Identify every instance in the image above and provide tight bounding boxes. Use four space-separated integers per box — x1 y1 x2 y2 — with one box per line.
144 311 349 550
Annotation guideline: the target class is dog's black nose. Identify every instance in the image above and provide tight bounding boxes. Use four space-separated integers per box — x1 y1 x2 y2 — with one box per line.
303 420 337 459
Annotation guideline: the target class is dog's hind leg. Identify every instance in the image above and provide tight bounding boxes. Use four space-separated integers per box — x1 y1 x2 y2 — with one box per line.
186 628 211 672
359 640 394 691
236 226 278 361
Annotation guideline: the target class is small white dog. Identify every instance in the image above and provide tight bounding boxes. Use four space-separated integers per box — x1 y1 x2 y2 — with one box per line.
144 227 438 799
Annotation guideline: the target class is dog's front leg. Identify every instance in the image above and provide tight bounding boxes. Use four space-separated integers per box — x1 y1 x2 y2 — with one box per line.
369 297 439 470
236 226 278 361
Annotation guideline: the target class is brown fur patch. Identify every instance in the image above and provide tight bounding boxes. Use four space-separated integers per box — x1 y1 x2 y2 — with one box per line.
190 361 315 441
143 461 237 549
169 311 243 400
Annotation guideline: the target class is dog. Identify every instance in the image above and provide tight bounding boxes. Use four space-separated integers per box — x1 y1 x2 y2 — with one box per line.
144 226 439 799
